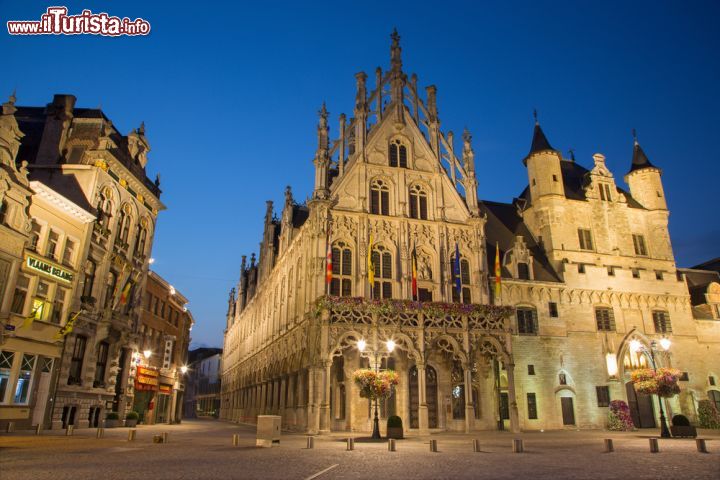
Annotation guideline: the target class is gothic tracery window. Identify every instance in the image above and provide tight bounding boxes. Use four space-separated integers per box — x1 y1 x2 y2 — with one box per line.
388 139 408 168
409 184 428 220
98 189 113 229
370 179 390 216
372 245 392 299
451 254 471 304
116 205 133 245
330 241 353 297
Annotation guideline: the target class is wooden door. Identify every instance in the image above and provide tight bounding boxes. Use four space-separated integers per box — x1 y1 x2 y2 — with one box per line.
409 366 419 428
561 397 575 425
626 381 655 428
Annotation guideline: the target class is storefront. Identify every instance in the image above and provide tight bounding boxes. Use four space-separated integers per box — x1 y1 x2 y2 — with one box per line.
133 365 158 424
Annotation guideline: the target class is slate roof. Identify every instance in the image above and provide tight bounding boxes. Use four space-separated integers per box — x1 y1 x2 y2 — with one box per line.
678 267 720 307
519 160 645 209
479 200 562 283
628 141 658 173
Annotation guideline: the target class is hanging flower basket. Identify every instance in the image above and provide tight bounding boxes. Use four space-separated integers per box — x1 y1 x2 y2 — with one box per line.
352 369 399 400
315 295 514 319
631 368 681 397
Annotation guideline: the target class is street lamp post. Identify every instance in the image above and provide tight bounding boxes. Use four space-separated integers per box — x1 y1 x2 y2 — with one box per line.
631 338 671 438
357 338 395 440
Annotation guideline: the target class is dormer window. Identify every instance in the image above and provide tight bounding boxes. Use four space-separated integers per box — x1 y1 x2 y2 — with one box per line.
389 139 408 168
599 183 612 201
517 262 530 280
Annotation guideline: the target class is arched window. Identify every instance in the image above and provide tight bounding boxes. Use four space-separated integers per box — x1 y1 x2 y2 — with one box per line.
104 271 117 308
370 179 390 216
330 242 353 297
517 262 530 280
451 254 471 304
516 306 538 335
98 190 113 229
371 245 392 299
451 359 465 419
116 206 133 245
388 139 408 168
134 218 149 257
409 184 428 220
82 260 96 299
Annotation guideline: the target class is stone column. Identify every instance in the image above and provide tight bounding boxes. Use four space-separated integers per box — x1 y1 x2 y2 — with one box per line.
279 376 287 424
463 366 474 433
319 360 332 432
506 361 520 433
417 363 429 433
296 371 306 430
260 382 267 415
307 367 323 434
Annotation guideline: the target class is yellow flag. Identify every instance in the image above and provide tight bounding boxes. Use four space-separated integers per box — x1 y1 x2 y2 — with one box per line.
494 242 502 303
367 233 374 286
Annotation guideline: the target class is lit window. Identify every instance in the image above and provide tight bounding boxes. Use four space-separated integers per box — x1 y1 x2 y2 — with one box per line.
451 255 471 304
0 351 16 403
13 354 37 404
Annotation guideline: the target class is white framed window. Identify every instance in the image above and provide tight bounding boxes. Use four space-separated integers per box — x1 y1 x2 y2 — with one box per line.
0 350 16 404
370 179 390 216
578 228 594 251
13 354 37 404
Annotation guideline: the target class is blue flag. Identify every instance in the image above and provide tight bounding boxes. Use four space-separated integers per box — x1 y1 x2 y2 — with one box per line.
453 243 462 298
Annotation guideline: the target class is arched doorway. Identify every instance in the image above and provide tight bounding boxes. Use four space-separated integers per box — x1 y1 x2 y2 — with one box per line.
409 365 438 428
625 381 655 428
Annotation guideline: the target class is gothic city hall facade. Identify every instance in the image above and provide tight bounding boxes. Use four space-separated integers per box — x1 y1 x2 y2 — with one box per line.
221 32 720 434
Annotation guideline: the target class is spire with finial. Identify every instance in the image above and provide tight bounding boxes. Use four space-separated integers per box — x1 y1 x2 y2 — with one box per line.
527 109 554 157
390 28 402 72
139 121 146 136
462 128 475 173
316 102 329 156
568 148 576 162
629 128 657 173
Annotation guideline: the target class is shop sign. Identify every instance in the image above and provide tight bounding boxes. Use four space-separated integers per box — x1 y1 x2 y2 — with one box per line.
25 255 74 283
136 366 159 390
159 384 172 394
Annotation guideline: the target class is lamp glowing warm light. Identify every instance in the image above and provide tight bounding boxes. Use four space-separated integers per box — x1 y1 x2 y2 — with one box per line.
169 286 176 296
659 337 671 351
386 340 396 352
148 258 155 265
180 365 188 374
605 353 618 377
357 339 367 352
629 339 642 354
143 349 152 359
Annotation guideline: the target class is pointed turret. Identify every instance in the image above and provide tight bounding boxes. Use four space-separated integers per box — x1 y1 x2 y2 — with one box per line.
526 111 555 159
628 131 659 173
625 131 666 210
389 29 405 121
523 113 564 200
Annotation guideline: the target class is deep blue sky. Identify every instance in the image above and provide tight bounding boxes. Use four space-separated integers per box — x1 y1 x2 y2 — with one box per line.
2 1 718 348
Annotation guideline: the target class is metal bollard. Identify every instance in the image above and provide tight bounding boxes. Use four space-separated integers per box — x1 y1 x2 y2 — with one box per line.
696 438 708 453
346 437 354 451
429 439 438 452
232 434 240 446
96 428 104 439
6 422 15 433
604 439 614 453
472 439 481 452
128 429 136 441
306 436 314 449
388 438 396 452
65 425 74 436
162 432 168 443
35 424 43 435
649 438 659 453
513 439 524 453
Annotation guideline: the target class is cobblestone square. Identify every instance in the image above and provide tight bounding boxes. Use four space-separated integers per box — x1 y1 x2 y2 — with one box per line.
1 420 718 479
